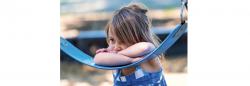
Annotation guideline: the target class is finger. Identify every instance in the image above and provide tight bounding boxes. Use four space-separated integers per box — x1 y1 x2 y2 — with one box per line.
96 50 101 54
109 50 118 53
96 49 104 54
96 48 108 54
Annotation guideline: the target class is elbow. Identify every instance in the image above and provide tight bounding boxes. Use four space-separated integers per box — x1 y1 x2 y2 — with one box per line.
148 43 156 51
139 42 156 52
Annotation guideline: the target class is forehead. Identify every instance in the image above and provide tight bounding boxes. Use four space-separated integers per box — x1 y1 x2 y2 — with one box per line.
108 28 115 37
107 28 123 41
107 26 133 46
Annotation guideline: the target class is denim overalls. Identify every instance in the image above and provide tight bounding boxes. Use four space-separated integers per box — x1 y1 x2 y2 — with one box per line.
113 65 167 86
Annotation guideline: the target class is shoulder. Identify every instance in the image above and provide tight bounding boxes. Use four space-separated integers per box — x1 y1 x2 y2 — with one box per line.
140 58 162 73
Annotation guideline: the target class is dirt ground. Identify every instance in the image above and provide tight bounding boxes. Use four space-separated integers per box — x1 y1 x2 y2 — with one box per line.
61 73 186 86
60 57 187 86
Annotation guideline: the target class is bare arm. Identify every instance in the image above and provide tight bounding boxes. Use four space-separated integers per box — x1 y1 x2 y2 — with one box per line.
94 52 142 66
118 42 156 57
93 42 155 66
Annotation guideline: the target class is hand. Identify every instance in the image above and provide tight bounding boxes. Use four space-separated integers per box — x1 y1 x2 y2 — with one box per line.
95 48 108 54
109 50 118 53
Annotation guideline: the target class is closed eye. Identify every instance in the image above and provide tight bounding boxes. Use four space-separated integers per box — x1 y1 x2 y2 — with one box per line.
109 38 115 44
110 38 114 41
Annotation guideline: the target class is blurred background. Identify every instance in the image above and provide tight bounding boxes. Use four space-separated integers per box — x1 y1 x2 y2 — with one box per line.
60 0 187 86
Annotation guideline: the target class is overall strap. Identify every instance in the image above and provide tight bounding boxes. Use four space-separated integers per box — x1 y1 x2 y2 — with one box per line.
135 65 141 70
114 69 121 81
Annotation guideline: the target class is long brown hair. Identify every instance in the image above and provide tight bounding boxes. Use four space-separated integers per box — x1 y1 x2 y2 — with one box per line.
105 3 166 71
105 3 165 62
105 4 161 47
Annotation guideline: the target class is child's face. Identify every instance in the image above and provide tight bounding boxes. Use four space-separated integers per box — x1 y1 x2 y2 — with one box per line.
107 29 128 52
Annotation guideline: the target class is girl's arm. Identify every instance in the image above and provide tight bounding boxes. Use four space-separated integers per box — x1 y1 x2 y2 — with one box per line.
93 42 155 66
94 52 142 66
118 42 156 57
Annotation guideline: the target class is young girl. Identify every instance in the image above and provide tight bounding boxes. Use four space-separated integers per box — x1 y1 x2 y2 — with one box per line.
94 4 167 86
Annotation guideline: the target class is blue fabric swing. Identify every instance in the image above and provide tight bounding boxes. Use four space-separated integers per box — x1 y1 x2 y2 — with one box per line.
60 22 187 70
60 0 188 70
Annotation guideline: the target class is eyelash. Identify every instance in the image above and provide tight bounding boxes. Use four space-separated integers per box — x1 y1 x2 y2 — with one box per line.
109 38 114 43
109 38 122 44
